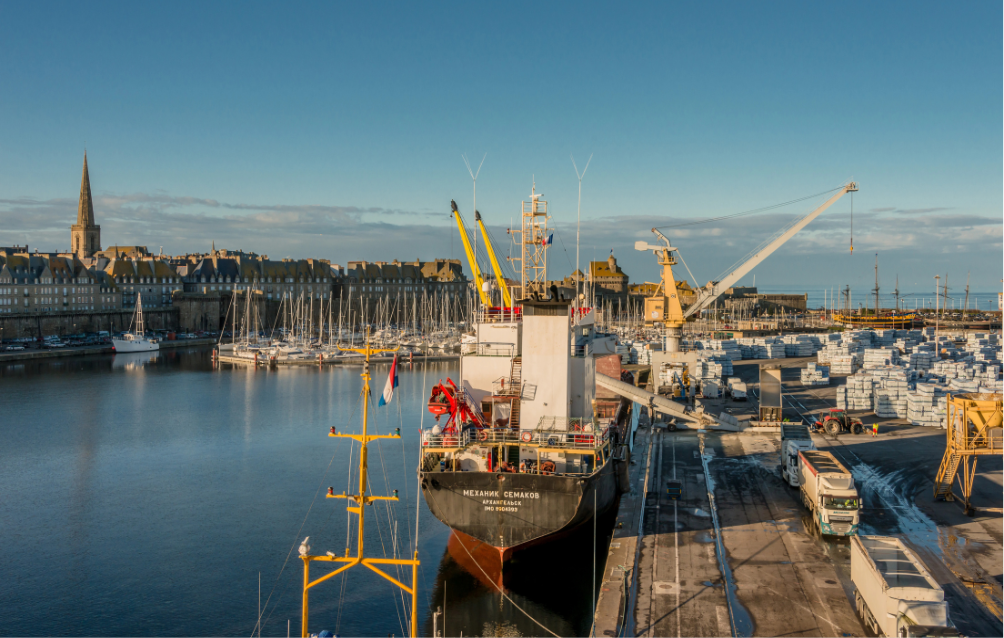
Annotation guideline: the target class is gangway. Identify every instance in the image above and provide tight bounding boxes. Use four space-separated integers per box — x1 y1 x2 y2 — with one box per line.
934 392 1002 515
596 373 740 430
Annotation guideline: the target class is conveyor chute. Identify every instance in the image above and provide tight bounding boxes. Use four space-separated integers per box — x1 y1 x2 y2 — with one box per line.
596 373 740 430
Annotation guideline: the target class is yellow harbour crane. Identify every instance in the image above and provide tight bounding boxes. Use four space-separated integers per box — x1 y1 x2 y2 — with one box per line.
635 182 859 351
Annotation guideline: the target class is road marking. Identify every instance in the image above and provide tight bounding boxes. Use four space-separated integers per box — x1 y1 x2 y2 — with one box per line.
717 605 730 636
673 436 681 638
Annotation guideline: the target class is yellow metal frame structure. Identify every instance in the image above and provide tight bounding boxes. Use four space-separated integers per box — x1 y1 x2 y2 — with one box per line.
934 392 1003 514
301 332 419 637
475 210 513 308
450 200 488 306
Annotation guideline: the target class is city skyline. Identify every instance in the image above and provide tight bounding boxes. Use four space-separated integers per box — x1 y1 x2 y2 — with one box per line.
1 1 1000 290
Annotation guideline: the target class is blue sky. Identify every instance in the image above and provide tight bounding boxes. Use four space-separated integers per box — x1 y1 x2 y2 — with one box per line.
1 1 1000 292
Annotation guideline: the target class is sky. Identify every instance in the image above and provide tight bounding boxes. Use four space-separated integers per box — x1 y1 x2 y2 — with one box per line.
1 1 1001 293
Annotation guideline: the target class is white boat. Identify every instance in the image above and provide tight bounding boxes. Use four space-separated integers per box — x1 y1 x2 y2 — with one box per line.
113 294 159 353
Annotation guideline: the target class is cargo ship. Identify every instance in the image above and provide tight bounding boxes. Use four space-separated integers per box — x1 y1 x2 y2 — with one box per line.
418 295 631 564
418 187 631 565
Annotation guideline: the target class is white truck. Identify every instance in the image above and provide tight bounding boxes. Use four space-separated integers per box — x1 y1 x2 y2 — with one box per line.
780 424 815 486
727 378 747 401
851 535 957 637
798 450 859 536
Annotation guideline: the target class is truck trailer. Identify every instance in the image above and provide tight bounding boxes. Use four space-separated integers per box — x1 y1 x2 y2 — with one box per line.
781 424 815 486
798 450 859 536
851 535 956 637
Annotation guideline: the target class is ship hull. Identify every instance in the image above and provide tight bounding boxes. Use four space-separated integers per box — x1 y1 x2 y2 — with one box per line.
420 456 620 561
112 338 159 353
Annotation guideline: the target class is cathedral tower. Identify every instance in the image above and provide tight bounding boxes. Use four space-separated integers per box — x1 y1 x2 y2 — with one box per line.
71 151 101 258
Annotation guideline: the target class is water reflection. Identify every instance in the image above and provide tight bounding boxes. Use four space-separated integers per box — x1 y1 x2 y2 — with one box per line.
1 348 612 637
425 509 617 637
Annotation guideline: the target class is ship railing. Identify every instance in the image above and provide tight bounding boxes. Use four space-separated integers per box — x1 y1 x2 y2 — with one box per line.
570 342 592 357
421 428 475 450
491 377 522 396
472 342 516 357
531 416 605 450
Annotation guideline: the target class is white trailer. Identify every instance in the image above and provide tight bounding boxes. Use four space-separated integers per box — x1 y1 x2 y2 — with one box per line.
780 424 814 486
851 535 956 637
729 381 748 401
798 450 859 536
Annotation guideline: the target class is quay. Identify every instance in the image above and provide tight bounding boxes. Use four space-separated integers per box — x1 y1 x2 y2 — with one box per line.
214 351 459 366
0 337 217 363
594 359 1002 637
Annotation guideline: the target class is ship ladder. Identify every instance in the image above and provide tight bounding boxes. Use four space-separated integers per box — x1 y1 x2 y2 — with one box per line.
508 356 522 429
509 356 522 392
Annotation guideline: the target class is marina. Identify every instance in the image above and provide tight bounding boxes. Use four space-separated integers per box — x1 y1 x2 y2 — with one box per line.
3 5 1001 636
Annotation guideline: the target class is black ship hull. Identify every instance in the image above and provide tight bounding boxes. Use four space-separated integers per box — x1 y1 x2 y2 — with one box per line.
420 454 622 562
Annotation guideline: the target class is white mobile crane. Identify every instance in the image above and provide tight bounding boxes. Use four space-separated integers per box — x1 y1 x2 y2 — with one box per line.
636 182 858 352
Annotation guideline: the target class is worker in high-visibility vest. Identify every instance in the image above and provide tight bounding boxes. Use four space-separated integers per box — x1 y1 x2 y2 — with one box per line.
872 422 879 437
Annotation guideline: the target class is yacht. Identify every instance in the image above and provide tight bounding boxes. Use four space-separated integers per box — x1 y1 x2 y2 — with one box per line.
112 294 159 353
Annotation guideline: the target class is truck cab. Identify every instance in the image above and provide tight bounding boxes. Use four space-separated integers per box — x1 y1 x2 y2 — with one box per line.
799 450 860 536
780 424 814 487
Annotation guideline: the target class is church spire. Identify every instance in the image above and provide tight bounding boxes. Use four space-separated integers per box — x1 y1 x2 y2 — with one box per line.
71 151 101 259
77 151 95 227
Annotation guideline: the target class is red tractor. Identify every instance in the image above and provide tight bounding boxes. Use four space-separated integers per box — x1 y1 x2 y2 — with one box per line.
815 408 864 436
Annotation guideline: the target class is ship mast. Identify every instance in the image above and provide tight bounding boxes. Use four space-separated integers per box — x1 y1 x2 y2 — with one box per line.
873 254 880 317
513 181 549 301
300 329 418 637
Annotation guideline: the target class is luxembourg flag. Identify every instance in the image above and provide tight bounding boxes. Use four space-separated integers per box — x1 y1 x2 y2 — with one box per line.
378 355 399 406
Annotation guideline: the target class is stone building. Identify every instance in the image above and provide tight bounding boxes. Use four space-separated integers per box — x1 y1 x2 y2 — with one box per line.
342 258 470 318
175 248 339 301
588 253 629 303
0 248 120 314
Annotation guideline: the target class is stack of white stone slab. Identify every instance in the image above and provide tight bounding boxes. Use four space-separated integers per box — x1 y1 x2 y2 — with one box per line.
800 362 829 386
874 329 897 347
863 347 900 369
869 367 912 418
906 350 935 371
830 354 859 375
782 335 818 357
702 339 742 360
906 382 948 427
845 373 875 410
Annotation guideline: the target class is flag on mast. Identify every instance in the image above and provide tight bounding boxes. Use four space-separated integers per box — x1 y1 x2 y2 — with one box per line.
378 355 399 406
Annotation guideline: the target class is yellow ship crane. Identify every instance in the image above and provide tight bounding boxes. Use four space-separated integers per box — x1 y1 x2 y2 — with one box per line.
475 209 513 307
451 200 488 306
300 331 419 637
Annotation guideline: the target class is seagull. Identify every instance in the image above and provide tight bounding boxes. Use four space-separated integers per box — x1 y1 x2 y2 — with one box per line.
298 536 311 557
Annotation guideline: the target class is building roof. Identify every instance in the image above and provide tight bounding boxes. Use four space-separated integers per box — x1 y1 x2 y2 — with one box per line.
589 255 627 279
76 152 96 228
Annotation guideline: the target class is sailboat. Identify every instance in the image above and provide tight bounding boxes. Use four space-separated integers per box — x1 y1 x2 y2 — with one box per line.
112 293 160 353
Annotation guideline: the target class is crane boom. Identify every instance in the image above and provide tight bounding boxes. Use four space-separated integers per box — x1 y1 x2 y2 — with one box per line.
683 182 858 318
451 200 488 306
475 210 513 307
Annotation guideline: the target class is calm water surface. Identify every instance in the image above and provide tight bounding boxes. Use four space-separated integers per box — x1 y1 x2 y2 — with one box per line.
0 348 601 637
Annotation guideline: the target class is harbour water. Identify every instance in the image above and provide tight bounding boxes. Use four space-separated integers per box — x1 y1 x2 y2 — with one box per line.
0 347 603 637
